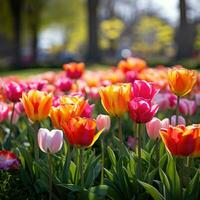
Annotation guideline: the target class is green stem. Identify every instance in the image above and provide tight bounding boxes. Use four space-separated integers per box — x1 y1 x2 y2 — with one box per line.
101 137 105 185
47 153 52 200
176 96 180 125
79 148 84 187
118 117 122 143
10 102 15 125
186 156 190 167
156 139 160 167
136 123 141 179
33 122 40 161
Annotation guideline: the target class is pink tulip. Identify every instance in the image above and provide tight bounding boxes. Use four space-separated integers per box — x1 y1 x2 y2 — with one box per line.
153 93 169 111
38 128 63 154
0 102 9 122
125 71 137 84
128 97 159 123
52 95 61 107
96 114 111 132
4 81 24 102
146 117 169 140
179 99 197 116
81 102 94 118
27 80 47 91
0 150 20 170
168 93 177 109
195 94 200 106
131 80 159 100
170 115 186 126
55 77 72 92
88 87 100 101
8 102 24 123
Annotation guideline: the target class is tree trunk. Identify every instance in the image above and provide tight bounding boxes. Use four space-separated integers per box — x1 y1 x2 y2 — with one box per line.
31 23 38 64
86 0 101 62
9 0 23 67
175 0 196 60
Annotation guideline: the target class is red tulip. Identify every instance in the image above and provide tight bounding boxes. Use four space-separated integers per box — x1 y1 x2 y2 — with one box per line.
128 97 159 123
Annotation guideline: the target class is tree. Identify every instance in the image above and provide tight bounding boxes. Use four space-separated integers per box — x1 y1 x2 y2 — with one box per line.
175 0 196 59
86 0 101 62
9 0 24 67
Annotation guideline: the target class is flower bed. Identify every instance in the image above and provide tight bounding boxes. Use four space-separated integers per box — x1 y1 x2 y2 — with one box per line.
0 59 200 200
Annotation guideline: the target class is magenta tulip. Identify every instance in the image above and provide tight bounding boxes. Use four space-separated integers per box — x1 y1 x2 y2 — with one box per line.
131 80 159 100
55 77 72 92
0 102 9 122
4 81 24 102
38 128 63 154
81 102 94 118
128 97 159 123
179 99 197 116
146 117 169 140
171 115 186 126
96 114 111 132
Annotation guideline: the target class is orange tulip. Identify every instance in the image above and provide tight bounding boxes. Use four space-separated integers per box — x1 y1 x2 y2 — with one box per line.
61 117 103 147
160 125 197 156
118 57 147 73
21 90 52 122
63 62 85 79
50 96 87 129
99 83 131 116
168 67 197 97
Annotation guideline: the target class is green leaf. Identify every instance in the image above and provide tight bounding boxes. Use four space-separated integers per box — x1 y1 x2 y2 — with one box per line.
138 180 165 200
69 161 76 183
57 183 82 192
159 168 170 194
107 146 116 168
166 153 181 199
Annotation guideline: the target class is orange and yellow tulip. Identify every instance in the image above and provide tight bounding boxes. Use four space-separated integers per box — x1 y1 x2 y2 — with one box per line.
61 117 103 147
118 57 147 73
21 90 52 122
63 62 85 79
168 67 197 97
99 83 131 116
50 96 87 129
160 125 197 156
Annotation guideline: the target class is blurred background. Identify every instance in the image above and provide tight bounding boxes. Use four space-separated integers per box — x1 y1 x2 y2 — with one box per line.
0 0 200 70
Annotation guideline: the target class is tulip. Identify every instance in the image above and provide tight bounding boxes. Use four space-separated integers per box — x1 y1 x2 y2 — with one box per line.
179 99 197 116
131 80 159 100
153 93 169 111
38 128 63 154
99 83 131 116
160 125 196 156
88 87 100 101
96 114 111 132
27 80 47 91
128 97 159 123
61 117 103 147
0 102 9 122
81 103 94 118
118 57 147 73
21 90 52 122
168 67 197 97
55 77 72 92
125 70 137 84
170 115 186 126
126 136 138 150
146 117 169 140
195 94 200 106
4 81 24 102
63 62 85 79
0 150 20 170
8 102 24 123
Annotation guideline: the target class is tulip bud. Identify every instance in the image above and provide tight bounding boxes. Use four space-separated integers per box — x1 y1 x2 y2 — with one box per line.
38 128 63 154
146 117 169 140
96 114 111 132
170 115 186 126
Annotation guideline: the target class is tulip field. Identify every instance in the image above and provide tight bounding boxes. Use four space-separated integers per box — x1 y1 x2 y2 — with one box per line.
1 58 200 200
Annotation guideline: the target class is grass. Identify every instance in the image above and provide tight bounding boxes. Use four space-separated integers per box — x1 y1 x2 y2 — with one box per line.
0 64 108 78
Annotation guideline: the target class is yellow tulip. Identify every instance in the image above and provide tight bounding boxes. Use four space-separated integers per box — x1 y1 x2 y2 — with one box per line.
99 83 131 116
